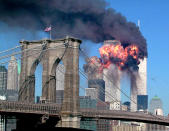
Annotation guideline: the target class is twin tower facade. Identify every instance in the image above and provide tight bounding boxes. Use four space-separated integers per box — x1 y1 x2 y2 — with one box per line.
88 40 147 112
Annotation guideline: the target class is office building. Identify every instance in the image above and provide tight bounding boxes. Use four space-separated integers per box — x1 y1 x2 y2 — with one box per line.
85 88 97 100
7 56 18 91
56 64 65 104
0 65 7 95
88 79 105 101
130 58 147 112
137 95 148 111
103 40 121 103
149 96 163 114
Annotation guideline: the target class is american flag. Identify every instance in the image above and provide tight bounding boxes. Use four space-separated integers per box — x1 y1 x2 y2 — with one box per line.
44 26 51 32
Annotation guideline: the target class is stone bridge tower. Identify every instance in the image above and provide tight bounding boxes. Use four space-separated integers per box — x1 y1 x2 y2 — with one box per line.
18 36 81 128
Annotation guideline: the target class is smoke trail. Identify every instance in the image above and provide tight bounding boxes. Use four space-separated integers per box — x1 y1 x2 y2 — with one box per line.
83 56 103 79
0 0 147 56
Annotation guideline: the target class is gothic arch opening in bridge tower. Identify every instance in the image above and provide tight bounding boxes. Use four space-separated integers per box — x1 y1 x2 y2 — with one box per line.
55 61 65 105
35 63 43 103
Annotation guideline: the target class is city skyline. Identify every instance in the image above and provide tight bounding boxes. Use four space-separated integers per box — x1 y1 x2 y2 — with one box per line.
0 0 168 116
0 0 169 130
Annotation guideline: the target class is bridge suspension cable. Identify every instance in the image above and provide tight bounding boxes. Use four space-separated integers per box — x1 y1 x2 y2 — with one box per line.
0 43 67 65
0 45 23 55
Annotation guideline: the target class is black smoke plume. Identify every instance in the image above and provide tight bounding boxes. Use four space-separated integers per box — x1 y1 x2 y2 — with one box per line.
0 0 147 56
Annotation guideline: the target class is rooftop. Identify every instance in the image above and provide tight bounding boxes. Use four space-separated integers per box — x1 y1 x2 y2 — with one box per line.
19 36 82 45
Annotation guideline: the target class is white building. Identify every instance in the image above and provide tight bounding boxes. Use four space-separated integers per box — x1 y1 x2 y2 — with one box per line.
85 88 97 100
130 58 147 112
7 56 18 90
154 108 163 116
56 64 65 104
103 40 121 103
110 101 121 110
56 64 65 90
103 65 121 103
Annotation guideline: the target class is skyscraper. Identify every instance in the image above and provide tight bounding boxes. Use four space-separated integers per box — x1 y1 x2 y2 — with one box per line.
149 96 163 115
137 95 148 111
85 88 97 100
103 65 121 103
130 58 147 112
88 79 105 101
147 96 166 130
7 56 18 91
56 63 65 104
103 40 121 103
56 63 65 90
6 56 19 101
0 66 7 131
0 65 7 95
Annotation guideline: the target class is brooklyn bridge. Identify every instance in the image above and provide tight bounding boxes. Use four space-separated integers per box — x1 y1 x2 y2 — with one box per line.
0 37 169 130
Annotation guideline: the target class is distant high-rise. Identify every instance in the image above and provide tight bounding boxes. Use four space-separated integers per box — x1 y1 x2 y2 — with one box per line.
56 63 65 90
123 101 130 111
147 96 166 130
130 58 147 112
103 40 121 103
7 56 18 91
137 58 147 95
85 88 97 100
0 66 7 131
87 79 105 101
149 96 163 115
0 65 7 95
56 64 65 104
103 66 121 103
137 95 148 111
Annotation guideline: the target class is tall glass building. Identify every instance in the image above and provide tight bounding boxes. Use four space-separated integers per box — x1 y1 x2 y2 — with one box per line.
149 96 163 114
0 66 7 95
137 95 148 111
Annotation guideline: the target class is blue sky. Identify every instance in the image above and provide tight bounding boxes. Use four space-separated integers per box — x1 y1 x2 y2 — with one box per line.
0 0 169 115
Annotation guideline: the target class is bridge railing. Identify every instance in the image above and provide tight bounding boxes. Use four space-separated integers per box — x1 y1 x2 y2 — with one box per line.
0 100 61 115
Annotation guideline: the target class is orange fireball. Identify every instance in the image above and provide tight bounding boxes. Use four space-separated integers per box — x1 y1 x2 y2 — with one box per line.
99 43 139 69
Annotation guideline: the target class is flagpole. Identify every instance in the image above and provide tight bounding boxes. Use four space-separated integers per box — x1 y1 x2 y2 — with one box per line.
50 24 52 40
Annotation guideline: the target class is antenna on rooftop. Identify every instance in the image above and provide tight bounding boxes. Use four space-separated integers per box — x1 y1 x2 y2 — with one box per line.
138 19 141 30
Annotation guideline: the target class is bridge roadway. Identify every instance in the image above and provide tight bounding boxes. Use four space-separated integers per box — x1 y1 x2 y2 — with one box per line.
0 100 169 126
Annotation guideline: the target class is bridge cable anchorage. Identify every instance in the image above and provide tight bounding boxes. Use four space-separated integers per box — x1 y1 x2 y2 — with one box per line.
79 48 165 121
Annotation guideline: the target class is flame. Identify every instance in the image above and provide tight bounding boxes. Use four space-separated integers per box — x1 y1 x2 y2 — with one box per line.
99 43 139 69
